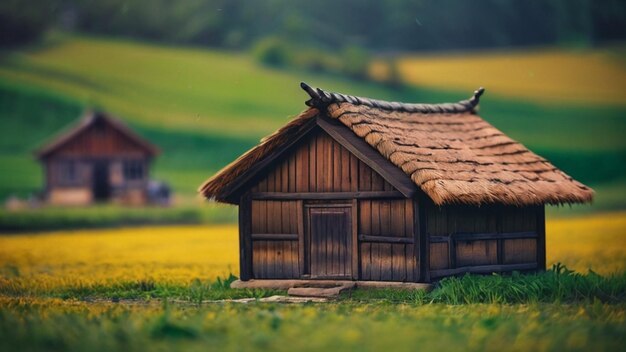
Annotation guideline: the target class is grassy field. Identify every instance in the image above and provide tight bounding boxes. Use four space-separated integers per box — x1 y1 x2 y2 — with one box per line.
0 212 625 292
371 46 626 105
0 35 625 214
1 298 624 352
0 212 625 351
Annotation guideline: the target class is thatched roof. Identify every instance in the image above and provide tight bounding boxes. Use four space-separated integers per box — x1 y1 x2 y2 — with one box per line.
200 83 593 206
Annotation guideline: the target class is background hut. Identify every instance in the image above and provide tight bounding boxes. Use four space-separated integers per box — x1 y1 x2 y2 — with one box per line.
36 111 159 205
200 83 593 283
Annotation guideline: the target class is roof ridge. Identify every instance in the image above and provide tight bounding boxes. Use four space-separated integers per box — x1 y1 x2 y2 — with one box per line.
301 82 485 114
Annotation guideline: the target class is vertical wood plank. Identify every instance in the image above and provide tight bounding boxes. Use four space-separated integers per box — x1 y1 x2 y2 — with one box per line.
416 196 429 282
371 243 381 280
239 192 252 280
309 134 317 192
352 199 359 280
349 153 358 191
288 153 296 193
358 161 371 191
333 140 342 192
297 200 305 276
296 142 308 192
341 147 350 192
362 243 371 280
537 205 546 271
316 134 325 192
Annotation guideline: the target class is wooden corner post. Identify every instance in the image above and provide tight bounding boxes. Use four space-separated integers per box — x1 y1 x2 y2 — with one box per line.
537 205 546 271
239 192 253 280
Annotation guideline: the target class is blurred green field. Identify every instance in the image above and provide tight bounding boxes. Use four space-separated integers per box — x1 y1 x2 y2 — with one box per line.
1 298 624 352
0 35 624 214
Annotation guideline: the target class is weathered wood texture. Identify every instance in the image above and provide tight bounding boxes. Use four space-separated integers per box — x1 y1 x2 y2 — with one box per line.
308 207 352 278
358 199 415 282
247 129 420 281
251 200 300 279
426 204 542 276
251 130 394 193
47 120 150 157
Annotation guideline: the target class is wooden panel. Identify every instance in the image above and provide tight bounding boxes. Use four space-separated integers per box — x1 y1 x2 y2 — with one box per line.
50 121 150 157
456 240 498 267
308 207 352 278
503 239 537 264
255 130 397 195
358 199 414 281
429 242 449 270
252 240 299 279
317 116 417 197
431 263 538 279
250 200 300 279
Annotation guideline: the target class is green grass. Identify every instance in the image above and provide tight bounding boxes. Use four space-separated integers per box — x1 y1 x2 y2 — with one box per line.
1 298 623 352
0 34 624 215
2 265 624 305
1 267 625 351
0 203 237 233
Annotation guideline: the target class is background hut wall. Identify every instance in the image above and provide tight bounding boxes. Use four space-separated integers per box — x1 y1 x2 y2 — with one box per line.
42 120 151 205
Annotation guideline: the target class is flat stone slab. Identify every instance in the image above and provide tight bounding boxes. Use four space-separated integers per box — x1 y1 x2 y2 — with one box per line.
288 282 356 298
170 295 330 304
231 279 432 292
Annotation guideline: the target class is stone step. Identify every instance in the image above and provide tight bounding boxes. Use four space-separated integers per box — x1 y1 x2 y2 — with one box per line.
287 282 356 298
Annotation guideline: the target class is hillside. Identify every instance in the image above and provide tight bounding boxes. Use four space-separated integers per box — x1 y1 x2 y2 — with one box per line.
372 46 626 105
0 35 624 212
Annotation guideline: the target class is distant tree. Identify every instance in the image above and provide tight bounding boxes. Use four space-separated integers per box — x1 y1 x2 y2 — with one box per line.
252 37 290 67
0 0 59 47
340 45 370 80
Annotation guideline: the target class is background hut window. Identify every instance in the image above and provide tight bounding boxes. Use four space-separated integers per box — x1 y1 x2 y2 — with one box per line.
123 160 144 181
59 161 79 185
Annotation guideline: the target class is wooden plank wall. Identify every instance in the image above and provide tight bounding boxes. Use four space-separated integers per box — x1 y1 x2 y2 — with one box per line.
251 131 394 193
248 130 418 281
427 205 540 274
359 199 415 282
51 123 148 157
251 200 300 279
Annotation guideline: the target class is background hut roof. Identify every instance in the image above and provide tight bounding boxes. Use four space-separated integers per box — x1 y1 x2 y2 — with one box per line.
200 83 593 206
36 111 159 158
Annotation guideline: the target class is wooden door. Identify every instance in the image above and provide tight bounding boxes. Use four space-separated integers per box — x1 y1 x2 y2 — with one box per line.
308 206 352 279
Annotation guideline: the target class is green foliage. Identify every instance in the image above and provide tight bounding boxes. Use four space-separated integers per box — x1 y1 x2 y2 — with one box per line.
36 0 626 52
0 37 625 220
1 291 625 351
2 264 624 305
0 204 237 232
252 37 290 67
339 45 370 80
429 264 626 304
345 265 626 304
0 0 59 47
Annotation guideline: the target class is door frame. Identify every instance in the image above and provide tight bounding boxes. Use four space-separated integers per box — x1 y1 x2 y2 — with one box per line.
304 202 357 280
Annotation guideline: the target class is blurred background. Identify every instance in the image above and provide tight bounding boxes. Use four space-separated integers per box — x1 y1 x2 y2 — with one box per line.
1 0 625 232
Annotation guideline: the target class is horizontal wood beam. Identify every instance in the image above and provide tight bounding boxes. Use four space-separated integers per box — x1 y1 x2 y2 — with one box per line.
251 233 299 241
430 263 537 278
429 231 537 243
251 191 405 200
358 235 414 244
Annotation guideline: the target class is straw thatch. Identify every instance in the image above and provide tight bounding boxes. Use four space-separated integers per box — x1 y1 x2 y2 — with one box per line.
200 83 593 206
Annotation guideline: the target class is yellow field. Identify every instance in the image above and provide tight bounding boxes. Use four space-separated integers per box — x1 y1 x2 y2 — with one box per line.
370 47 626 104
0 225 239 289
546 212 626 274
0 212 624 291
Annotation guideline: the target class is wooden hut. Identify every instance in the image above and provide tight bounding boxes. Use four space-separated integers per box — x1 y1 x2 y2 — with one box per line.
200 83 593 283
36 111 159 205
